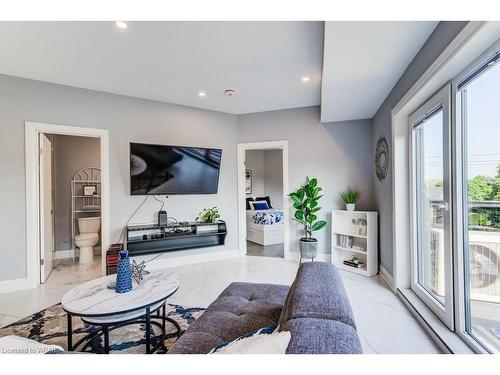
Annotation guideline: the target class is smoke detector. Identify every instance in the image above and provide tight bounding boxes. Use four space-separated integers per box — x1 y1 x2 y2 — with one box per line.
224 88 237 96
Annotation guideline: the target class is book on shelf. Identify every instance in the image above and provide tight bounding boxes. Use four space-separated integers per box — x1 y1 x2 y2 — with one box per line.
343 260 364 268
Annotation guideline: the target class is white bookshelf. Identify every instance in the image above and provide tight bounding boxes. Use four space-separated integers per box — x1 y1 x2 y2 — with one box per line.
331 210 378 277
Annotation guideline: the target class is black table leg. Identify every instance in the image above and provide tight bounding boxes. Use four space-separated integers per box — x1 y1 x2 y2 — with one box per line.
103 326 110 354
67 313 73 351
145 307 151 354
162 303 166 333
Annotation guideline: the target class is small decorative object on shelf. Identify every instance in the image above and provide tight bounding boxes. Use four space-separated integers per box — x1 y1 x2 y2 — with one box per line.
339 235 353 248
340 187 360 211
131 259 150 284
115 250 133 293
196 206 221 223
352 218 367 236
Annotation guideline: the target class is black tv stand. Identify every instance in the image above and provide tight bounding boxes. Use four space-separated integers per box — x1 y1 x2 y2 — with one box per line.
126 221 227 256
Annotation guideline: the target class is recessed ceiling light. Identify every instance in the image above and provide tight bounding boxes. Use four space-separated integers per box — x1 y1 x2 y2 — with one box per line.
115 21 128 29
302 76 310 83
198 91 206 97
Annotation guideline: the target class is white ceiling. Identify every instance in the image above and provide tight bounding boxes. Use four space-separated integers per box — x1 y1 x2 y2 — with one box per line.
0 21 323 115
320 21 438 122
0 21 439 119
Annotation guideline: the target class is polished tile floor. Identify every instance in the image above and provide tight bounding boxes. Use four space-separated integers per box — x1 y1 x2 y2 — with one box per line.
0 256 440 353
246 241 284 258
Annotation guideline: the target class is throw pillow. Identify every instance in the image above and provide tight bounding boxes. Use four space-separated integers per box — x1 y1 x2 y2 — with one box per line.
256 196 272 208
209 326 291 354
250 200 270 210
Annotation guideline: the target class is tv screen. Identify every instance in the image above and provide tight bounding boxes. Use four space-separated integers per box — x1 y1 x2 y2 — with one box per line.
130 143 222 195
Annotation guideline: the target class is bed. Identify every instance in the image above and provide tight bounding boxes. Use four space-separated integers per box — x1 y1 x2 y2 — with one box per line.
246 207 284 246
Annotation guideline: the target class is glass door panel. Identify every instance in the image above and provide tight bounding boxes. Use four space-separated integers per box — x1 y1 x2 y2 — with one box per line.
460 59 500 353
411 84 454 329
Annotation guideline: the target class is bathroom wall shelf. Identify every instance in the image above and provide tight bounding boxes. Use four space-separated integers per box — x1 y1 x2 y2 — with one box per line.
71 167 101 262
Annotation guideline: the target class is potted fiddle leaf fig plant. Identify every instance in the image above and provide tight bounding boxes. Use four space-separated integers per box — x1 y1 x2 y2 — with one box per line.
289 177 327 261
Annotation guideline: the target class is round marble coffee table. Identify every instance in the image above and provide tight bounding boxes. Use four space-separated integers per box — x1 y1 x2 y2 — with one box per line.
61 270 180 354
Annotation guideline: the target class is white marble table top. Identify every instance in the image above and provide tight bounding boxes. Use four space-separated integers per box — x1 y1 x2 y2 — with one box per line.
61 270 179 317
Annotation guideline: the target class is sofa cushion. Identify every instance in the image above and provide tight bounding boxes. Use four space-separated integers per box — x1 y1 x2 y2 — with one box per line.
283 318 362 354
279 262 356 328
168 282 289 354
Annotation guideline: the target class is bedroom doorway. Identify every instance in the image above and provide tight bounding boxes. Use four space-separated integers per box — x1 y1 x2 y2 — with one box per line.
237 141 290 260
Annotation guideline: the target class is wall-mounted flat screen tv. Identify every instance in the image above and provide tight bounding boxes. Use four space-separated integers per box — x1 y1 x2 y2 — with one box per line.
130 142 222 195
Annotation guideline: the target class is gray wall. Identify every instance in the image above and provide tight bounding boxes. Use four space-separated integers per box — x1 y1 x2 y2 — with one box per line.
263 150 283 209
238 106 374 255
245 150 265 197
0 74 238 282
245 149 284 209
372 21 468 274
52 134 100 253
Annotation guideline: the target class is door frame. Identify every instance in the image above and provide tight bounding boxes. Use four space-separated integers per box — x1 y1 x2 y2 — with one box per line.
25 121 110 288
237 140 290 259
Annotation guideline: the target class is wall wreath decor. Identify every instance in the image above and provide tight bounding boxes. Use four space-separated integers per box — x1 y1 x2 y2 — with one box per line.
375 136 389 182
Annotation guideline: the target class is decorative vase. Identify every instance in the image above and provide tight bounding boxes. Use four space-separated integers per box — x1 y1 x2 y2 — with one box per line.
346 203 355 211
299 238 318 262
115 250 133 293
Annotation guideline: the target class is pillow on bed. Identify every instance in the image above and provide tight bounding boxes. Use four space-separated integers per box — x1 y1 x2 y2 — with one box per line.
246 197 254 210
250 200 270 210
256 196 272 208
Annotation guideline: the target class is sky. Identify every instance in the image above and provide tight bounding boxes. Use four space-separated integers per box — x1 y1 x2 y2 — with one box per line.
423 60 500 180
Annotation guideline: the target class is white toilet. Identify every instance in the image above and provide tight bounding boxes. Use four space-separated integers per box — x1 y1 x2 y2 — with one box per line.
75 217 101 264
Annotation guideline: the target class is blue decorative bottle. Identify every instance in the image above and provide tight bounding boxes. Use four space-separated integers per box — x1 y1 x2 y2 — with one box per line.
115 250 133 293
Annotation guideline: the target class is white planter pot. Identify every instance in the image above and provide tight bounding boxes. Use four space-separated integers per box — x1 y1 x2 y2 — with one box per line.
346 203 355 211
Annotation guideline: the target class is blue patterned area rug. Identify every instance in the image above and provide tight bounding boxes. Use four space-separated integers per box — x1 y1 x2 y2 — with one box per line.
0 303 206 354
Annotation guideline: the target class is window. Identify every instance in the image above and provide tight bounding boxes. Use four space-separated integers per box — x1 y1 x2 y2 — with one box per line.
458 51 500 353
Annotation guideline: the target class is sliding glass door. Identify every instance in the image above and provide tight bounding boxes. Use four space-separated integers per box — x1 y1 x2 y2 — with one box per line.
458 51 500 353
410 85 454 329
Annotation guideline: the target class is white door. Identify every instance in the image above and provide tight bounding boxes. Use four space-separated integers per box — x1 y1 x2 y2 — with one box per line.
39 133 54 283
410 84 454 329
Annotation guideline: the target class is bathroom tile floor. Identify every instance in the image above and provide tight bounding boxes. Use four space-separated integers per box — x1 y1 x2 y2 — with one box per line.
0 256 441 353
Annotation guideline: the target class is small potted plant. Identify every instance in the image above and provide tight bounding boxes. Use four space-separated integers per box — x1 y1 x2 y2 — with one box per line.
289 177 327 261
340 187 360 211
195 207 221 223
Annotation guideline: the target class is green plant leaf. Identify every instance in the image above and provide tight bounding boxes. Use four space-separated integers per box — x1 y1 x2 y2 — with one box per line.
309 178 318 188
289 193 301 205
293 202 302 209
307 214 317 222
310 200 318 209
312 220 327 231
294 210 304 221
311 206 321 213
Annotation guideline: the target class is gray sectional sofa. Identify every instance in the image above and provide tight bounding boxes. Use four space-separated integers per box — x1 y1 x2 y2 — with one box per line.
169 261 362 354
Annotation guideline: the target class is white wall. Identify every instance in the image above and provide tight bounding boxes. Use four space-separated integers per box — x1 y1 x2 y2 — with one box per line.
0 73 238 282
238 106 374 255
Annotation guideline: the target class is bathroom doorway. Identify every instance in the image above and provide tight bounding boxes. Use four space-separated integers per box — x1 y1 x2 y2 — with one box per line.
39 134 102 286
25 122 110 290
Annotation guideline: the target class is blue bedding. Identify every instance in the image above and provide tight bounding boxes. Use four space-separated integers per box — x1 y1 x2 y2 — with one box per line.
250 209 284 225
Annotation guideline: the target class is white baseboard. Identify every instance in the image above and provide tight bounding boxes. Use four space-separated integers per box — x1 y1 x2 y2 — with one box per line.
379 264 395 292
286 251 331 263
132 248 240 270
0 278 32 295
